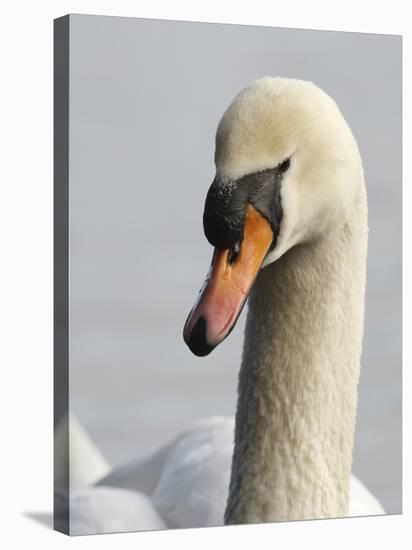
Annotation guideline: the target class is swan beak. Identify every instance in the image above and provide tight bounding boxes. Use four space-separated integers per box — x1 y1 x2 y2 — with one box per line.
183 205 273 356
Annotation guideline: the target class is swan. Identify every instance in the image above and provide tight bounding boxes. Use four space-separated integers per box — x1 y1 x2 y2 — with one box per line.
183 76 381 524
60 77 385 534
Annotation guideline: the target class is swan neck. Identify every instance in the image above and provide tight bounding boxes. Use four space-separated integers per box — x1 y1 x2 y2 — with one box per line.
225 204 367 524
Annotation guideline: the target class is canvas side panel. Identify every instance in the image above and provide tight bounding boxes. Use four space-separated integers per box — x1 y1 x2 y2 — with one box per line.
53 14 70 536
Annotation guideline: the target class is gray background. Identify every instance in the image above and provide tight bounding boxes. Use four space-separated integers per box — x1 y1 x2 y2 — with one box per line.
68 15 402 514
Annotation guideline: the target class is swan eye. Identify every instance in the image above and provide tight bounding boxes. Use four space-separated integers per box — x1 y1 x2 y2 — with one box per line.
228 241 241 265
278 157 291 174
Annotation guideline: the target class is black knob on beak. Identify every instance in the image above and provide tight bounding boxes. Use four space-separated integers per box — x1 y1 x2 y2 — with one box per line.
203 176 248 250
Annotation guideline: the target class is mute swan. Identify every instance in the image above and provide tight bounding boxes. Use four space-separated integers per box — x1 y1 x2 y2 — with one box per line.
61 77 385 534
183 76 379 523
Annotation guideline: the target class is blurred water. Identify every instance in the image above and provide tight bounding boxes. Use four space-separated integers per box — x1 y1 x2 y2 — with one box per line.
67 16 401 514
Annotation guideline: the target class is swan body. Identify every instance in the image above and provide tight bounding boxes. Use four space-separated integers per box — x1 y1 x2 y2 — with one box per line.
61 77 386 532
61 416 383 534
98 416 234 528
98 416 385 525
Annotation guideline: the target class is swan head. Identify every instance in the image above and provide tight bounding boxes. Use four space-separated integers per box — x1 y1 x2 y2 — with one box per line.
183 77 364 357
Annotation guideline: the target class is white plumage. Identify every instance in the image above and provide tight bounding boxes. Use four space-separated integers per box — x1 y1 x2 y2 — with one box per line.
61 416 383 534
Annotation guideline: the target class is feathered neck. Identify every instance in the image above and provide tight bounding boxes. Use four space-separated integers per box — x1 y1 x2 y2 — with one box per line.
225 186 367 524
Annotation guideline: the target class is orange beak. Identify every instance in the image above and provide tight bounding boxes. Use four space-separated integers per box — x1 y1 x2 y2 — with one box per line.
183 204 273 356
